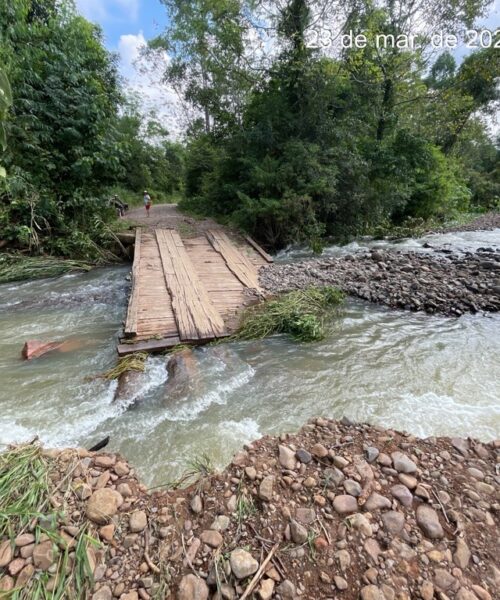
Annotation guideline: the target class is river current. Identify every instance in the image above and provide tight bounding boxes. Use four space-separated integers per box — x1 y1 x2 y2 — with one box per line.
0 230 499 487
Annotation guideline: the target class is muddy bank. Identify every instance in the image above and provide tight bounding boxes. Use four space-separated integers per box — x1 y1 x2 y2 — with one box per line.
1 419 498 599
260 249 500 316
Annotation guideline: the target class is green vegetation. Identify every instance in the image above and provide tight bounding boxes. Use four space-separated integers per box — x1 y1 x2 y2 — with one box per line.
0 445 98 598
152 0 499 250
0 1 183 264
236 287 344 342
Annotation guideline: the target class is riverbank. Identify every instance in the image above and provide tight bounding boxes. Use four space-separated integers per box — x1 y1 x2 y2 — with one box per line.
0 420 497 599
261 248 500 317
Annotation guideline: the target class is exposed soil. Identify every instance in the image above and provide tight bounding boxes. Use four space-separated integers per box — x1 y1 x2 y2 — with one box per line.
1 420 498 599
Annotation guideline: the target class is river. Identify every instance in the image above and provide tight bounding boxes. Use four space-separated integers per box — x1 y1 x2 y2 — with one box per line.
0 229 499 487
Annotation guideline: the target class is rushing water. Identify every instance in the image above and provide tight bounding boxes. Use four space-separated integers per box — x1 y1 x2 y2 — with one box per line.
0 230 499 487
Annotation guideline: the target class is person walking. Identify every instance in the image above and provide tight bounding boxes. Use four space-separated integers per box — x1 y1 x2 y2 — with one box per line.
143 190 152 217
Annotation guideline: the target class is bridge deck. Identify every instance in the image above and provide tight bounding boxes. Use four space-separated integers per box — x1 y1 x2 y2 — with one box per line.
118 228 271 355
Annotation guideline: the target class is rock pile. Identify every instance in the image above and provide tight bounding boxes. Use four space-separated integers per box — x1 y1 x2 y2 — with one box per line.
260 249 500 316
0 420 498 599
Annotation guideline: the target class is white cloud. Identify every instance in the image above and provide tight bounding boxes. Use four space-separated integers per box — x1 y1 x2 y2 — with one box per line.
76 0 139 23
118 32 187 139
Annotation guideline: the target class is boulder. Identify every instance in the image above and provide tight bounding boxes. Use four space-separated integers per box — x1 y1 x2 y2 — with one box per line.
86 489 123 524
416 505 444 539
230 549 259 579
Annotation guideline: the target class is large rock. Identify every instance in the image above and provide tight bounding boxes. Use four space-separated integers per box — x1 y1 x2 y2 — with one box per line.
382 511 405 535
230 549 259 579
333 495 358 514
364 492 391 511
177 573 209 600
290 520 308 544
129 510 147 533
33 540 55 570
164 349 196 402
391 452 417 474
0 540 13 568
86 489 123 524
259 476 274 502
416 505 444 539
454 538 471 569
22 340 63 360
278 445 296 470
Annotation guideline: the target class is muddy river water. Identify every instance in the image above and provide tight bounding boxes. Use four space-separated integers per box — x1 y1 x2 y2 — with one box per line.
0 229 499 487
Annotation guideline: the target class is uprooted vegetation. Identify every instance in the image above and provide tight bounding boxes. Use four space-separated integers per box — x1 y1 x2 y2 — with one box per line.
235 286 344 342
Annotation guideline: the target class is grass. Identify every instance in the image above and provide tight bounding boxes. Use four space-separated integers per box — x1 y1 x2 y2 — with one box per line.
100 352 148 380
0 445 99 598
234 286 344 343
0 254 93 284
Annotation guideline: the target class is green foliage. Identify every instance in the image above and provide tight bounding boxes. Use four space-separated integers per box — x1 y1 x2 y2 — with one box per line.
236 287 344 342
178 0 499 249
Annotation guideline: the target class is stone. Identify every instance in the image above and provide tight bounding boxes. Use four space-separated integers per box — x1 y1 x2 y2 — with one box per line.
14 533 35 547
92 586 112 600
334 576 348 590
210 515 230 532
311 443 328 458
454 538 471 569
0 540 13 568
343 479 362 497
230 549 259 579
278 445 296 470
366 447 380 463
86 489 122 525
8 558 25 576
451 438 469 456
295 508 316 524
16 564 35 588
245 466 257 480
290 520 308 544
417 505 444 539
333 494 358 514
382 511 405 535
390 484 413 508
391 452 417 474
258 578 275 600
117 483 132 498
129 510 147 533
456 589 479 600
398 474 417 489
420 581 434 600
177 574 209 600
99 524 115 542
364 539 382 564
364 492 391 511
94 455 115 468
114 461 129 476
434 569 457 591
323 467 345 486
33 540 55 570
296 449 312 464
347 513 373 536
259 476 274 502
361 584 385 600
467 467 484 480
277 580 296 599
471 585 492 600
0 576 14 592
200 530 223 548
335 549 351 571
190 495 203 514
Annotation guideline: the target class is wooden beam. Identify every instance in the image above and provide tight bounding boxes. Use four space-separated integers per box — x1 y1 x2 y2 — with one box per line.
117 336 181 356
155 229 227 341
206 229 262 291
244 235 274 263
124 228 142 337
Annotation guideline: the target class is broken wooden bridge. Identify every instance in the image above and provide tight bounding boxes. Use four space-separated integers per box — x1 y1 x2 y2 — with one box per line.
117 228 273 356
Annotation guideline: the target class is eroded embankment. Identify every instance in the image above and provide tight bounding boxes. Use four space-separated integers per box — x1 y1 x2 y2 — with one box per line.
0 419 498 599
260 249 500 316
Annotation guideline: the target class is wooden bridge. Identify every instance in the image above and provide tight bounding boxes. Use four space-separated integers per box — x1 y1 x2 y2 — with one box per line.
117 228 272 355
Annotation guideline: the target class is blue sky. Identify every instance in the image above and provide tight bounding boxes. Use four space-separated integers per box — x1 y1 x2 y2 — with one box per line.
76 0 167 50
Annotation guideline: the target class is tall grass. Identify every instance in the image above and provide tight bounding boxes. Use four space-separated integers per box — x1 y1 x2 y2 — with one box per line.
236 287 344 342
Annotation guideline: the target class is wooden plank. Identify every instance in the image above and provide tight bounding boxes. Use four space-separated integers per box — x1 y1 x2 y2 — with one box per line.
124 228 142 336
117 336 181 356
244 235 274 263
206 229 262 291
155 229 227 341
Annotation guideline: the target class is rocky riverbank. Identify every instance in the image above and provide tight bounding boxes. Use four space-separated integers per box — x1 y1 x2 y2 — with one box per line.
260 249 500 316
434 212 500 234
0 420 498 599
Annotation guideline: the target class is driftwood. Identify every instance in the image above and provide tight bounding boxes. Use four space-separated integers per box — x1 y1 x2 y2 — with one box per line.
88 436 110 452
